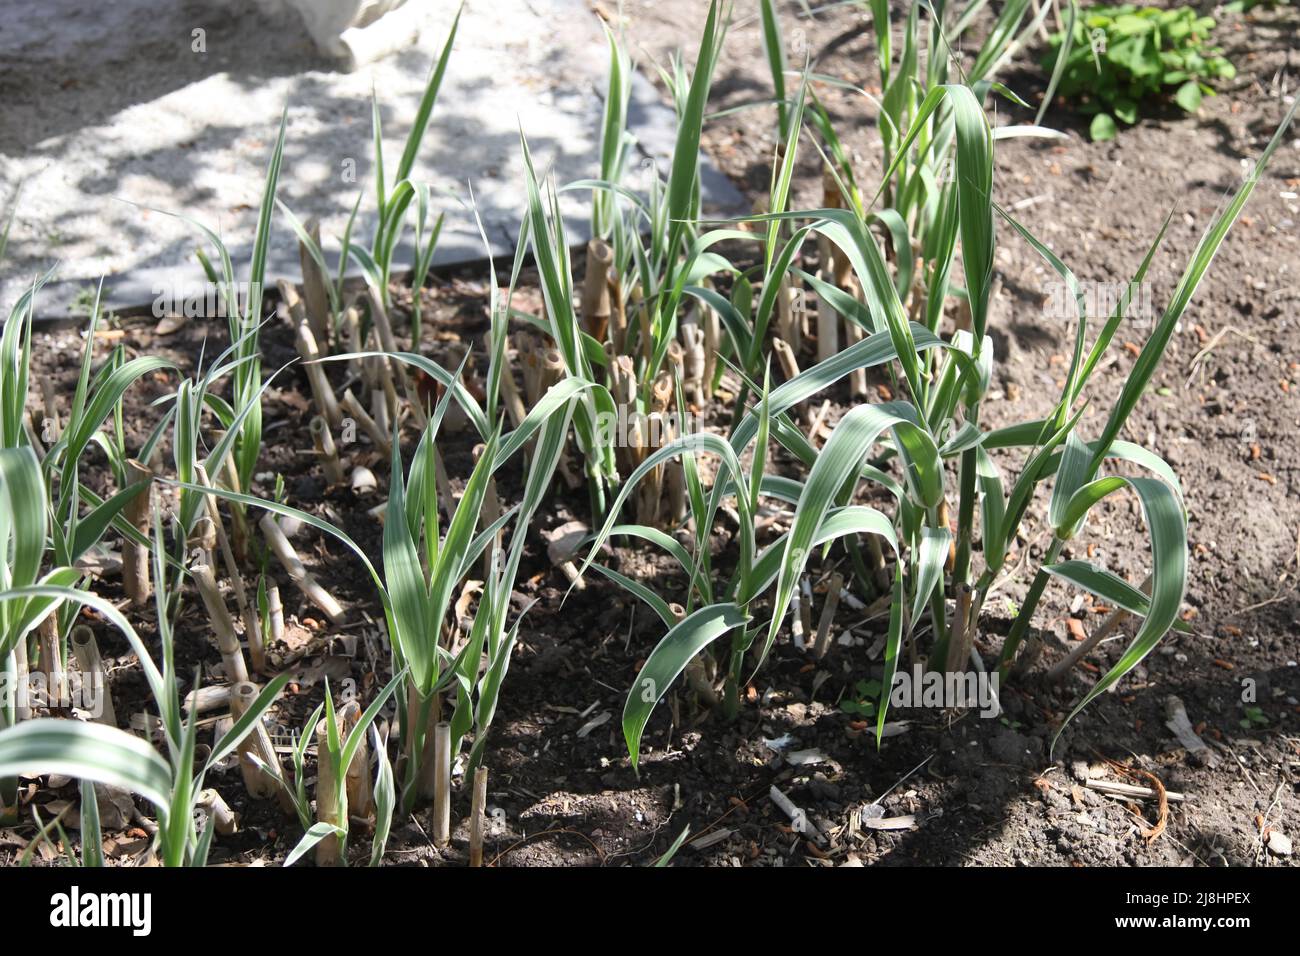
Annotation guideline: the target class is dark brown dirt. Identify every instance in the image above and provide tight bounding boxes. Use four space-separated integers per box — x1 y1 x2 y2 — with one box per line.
7 0 1298 868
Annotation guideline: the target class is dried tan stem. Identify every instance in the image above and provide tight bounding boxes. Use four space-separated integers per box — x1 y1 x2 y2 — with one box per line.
609 275 629 355
813 573 845 660
41 377 61 442
284 280 342 427
258 513 346 624
70 626 117 727
772 337 808 423
122 458 153 605
266 585 285 644
498 358 528 431
192 561 249 684
701 300 720 400
581 238 613 342
13 642 31 721
944 583 974 673
469 766 488 867
815 269 839 365
338 306 363 380
341 388 392 457
350 465 378 496
298 218 333 351
182 685 230 715
1047 574 1153 682
776 276 803 351
433 720 452 847
680 320 706 407
370 385 390 438
196 464 264 674
197 788 238 835
230 681 282 801
310 416 345 485
340 700 373 821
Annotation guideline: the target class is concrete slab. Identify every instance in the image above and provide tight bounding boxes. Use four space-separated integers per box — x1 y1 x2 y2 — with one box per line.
0 0 744 319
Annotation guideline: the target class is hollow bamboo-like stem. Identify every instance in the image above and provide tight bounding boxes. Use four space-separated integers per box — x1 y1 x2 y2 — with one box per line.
515 331 539 405
258 513 346 623
469 766 488 867
365 285 414 406
650 374 674 415
182 685 231 715
230 681 281 801
635 413 667 526
815 270 839 365
266 585 285 644
775 276 802 351
310 416 345 485
211 443 251 562
538 348 565 399
70 626 117 728
932 500 956 580
944 583 974 674
822 167 854 285
675 602 718 708
701 301 720 400
581 239 613 342
188 512 218 556
666 338 685 387
361 353 379 398
298 218 333 351
283 280 342 428
772 337 808 422
498 359 528 431
341 389 391 458
865 533 890 593
635 298 654 366
340 701 373 821
1046 574 1152 682
192 562 249 684
843 308 868 398
626 410 647 477
197 789 238 836
659 418 686 527
349 466 378 498
26 410 47 458
36 617 66 712
546 538 587 590
337 305 364 380
680 321 706 407
314 715 343 866
609 275 629 355
41 377 61 443
433 721 452 847
665 460 687 527
13 642 31 721
120 458 153 605
611 356 639 477
372 389 393 448
611 355 636 406
297 323 342 428
813 573 845 660
793 576 813 649
196 464 264 674
434 452 456 520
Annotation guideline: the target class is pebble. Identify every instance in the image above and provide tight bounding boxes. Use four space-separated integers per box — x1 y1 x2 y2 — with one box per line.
1267 831 1292 857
